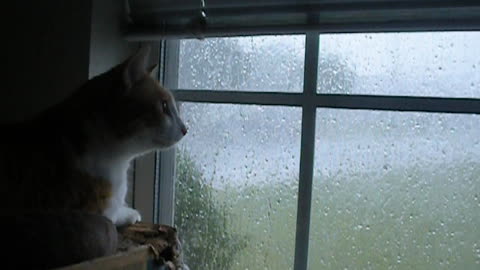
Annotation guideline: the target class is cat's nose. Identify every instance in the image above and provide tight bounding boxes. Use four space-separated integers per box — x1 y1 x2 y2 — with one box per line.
181 126 188 135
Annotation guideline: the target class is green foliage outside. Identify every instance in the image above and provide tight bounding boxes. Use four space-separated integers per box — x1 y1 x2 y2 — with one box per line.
175 150 248 269
175 149 479 269
307 162 480 270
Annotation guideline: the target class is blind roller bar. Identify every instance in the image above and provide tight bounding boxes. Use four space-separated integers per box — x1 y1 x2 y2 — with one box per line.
130 1 480 19
125 19 480 41
126 0 480 40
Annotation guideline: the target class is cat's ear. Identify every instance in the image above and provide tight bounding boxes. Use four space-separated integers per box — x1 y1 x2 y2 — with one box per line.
123 45 151 90
147 64 158 76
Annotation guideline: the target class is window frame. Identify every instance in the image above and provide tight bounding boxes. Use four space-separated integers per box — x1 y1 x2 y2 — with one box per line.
150 32 480 270
133 41 180 225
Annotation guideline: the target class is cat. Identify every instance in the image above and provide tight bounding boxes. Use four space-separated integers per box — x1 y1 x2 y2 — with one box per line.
0 45 187 226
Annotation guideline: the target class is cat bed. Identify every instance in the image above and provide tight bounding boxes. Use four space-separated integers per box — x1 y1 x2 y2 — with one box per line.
55 222 182 270
116 222 182 269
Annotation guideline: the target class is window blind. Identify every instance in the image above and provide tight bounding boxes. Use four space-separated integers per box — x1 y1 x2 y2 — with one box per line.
126 0 480 40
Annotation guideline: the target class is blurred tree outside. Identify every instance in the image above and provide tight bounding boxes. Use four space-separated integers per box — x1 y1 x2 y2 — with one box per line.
179 36 356 93
175 149 247 269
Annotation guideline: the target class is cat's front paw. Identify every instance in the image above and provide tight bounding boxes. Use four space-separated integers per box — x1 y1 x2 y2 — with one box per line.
115 206 142 226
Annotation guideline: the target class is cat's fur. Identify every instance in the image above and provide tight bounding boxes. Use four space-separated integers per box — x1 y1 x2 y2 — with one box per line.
0 46 187 226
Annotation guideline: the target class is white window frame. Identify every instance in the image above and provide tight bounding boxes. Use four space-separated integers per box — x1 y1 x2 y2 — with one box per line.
133 41 179 225
139 32 480 270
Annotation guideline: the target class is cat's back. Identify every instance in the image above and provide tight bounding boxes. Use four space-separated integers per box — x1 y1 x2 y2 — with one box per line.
0 121 32 169
0 119 51 182
0 116 91 209
0 121 39 206
0 118 63 165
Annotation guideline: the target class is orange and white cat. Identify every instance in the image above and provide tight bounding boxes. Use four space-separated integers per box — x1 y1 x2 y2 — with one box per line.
0 46 187 226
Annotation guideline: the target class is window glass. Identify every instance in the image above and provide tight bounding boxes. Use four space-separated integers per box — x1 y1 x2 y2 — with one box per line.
317 32 480 98
175 103 301 269
309 109 480 269
179 35 305 92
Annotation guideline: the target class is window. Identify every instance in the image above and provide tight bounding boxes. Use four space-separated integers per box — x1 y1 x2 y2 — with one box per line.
175 103 301 269
157 32 480 269
316 32 480 97
311 109 479 269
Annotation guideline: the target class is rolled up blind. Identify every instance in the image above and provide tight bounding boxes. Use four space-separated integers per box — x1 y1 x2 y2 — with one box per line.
126 0 480 40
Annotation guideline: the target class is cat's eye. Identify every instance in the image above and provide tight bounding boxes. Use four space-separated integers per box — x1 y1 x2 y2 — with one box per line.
161 101 169 114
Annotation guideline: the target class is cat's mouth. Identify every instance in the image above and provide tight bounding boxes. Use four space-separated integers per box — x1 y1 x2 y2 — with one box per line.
152 137 181 148
150 126 186 148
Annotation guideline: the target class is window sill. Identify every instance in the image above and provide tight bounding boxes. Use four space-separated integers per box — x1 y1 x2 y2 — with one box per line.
55 246 155 270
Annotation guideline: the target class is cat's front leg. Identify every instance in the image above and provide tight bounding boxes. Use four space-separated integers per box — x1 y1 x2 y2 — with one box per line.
104 205 142 226
101 169 142 226
114 206 142 226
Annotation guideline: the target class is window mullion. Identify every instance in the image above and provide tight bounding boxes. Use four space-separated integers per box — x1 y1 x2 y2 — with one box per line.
174 90 304 106
293 32 319 270
172 89 480 114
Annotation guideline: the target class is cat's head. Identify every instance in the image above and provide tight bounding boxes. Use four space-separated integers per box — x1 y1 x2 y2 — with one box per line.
83 46 187 155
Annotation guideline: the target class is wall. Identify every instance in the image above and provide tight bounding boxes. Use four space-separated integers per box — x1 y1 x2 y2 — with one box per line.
3 1 92 123
90 0 137 78
2 0 137 123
